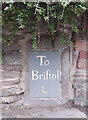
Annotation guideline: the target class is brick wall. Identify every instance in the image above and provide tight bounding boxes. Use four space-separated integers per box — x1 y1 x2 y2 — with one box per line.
74 39 88 106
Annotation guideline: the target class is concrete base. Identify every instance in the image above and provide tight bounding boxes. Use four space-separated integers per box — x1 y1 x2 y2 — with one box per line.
2 105 86 118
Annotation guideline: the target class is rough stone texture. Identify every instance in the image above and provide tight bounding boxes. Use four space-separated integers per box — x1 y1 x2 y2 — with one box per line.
61 47 70 100
3 50 22 65
2 71 21 79
2 39 21 52
0 95 23 104
2 65 22 71
1 36 23 104
1 85 23 97
1 70 23 98
2 79 20 86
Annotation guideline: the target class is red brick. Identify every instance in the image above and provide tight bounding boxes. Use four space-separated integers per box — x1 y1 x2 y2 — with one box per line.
79 51 88 59
75 41 88 50
77 59 88 69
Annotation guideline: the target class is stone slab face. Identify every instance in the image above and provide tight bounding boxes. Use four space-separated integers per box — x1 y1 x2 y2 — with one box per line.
30 51 60 98
3 50 22 65
23 35 72 105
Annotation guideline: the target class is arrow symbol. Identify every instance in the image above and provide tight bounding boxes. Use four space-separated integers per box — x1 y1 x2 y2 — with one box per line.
42 86 47 94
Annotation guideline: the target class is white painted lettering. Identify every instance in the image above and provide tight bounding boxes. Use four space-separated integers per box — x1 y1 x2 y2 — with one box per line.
44 60 49 66
32 71 38 80
37 56 46 66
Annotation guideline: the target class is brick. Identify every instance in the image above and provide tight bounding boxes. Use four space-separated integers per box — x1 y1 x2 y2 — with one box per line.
75 41 88 50
77 59 88 69
75 69 88 77
79 51 88 59
74 77 87 84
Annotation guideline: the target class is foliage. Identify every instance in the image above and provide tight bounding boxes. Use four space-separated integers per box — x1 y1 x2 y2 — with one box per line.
1 1 88 49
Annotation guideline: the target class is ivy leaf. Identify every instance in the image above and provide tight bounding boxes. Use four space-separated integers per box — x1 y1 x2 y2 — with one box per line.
60 40 64 45
78 5 86 10
44 16 49 22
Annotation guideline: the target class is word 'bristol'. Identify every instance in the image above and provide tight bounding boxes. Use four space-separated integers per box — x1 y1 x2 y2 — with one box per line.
32 70 59 80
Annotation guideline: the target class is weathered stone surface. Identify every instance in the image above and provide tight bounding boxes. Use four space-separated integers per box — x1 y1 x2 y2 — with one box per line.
2 25 30 36
0 95 23 104
2 39 21 52
1 85 24 97
3 50 22 65
36 35 53 49
61 47 70 99
2 65 22 71
74 32 88 42
2 71 21 80
1 78 20 86
1 71 21 86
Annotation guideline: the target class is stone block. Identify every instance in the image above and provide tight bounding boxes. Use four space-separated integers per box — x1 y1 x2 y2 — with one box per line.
1 78 20 86
0 95 23 104
2 65 22 71
3 50 22 65
2 39 21 52
1 85 24 97
2 71 20 80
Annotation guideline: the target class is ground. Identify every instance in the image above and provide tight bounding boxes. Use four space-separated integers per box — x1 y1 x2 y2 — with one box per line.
1 104 87 119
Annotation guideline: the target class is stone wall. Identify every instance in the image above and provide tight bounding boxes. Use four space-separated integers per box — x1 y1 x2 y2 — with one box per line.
1 27 87 106
73 33 88 106
1 33 25 104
